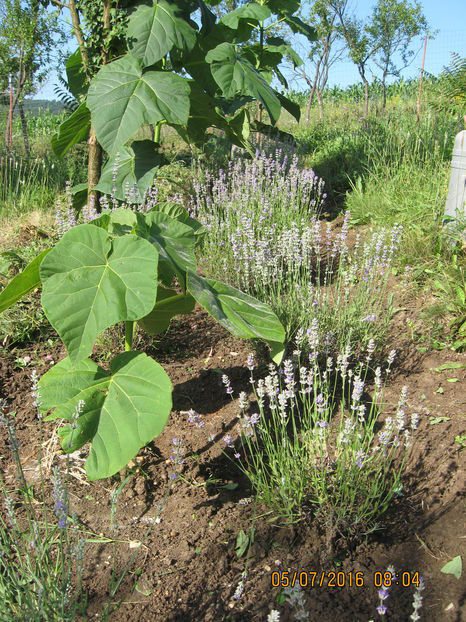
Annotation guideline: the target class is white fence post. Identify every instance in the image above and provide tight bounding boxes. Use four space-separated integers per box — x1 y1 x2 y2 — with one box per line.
444 129 466 241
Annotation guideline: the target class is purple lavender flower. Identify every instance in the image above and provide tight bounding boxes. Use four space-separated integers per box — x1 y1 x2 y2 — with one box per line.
223 434 233 447
187 409 204 429
351 377 365 407
52 465 67 529
169 437 185 466
355 449 365 469
222 374 233 396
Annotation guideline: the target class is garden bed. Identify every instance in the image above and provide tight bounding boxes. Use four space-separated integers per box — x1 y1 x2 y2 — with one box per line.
1 302 464 621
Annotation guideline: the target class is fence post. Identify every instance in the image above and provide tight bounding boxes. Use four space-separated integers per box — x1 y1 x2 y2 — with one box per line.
444 129 466 243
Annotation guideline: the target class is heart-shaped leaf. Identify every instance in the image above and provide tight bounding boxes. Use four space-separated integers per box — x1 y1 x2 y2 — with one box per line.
138 286 195 335
206 42 281 125
128 0 197 67
87 55 190 153
135 212 196 288
51 102 91 158
95 141 167 203
39 352 172 480
220 3 270 29
40 225 159 361
0 249 51 313
146 202 206 242
187 272 285 363
90 208 138 236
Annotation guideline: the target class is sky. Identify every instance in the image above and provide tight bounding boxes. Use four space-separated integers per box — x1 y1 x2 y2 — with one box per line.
33 0 466 99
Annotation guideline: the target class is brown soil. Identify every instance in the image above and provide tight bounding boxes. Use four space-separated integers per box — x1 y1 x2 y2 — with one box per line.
0 299 465 622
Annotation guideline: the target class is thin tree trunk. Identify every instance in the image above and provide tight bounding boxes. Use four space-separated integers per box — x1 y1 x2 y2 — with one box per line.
18 101 30 158
362 76 369 117
382 69 387 109
68 0 105 208
306 58 322 123
317 89 324 120
4 58 26 148
88 125 102 208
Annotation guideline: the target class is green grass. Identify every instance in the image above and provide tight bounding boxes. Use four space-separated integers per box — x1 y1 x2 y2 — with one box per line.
292 98 465 350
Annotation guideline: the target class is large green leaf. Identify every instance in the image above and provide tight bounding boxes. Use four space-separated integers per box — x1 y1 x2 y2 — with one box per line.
128 0 197 67
39 352 172 480
66 48 88 100
51 102 91 158
282 15 317 41
95 141 167 203
40 225 159 361
187 272 285 363
138 286 195 335
135 212 196 288
264 42 303 68
206 42 281 125
267 0 300 15
87 55 190 153
0 249 51 313
70 182 88 211
220 3 270 29
171 81 225 144
276 92 300 122
147 202 206 242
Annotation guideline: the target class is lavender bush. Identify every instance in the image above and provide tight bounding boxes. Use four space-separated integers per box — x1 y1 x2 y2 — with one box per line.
189 146 401 355
218 338 418 534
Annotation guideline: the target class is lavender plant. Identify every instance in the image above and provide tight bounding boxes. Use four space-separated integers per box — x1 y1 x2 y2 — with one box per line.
0 392 87 620
0 375 164 620
218 338 418 534
189 148 400 356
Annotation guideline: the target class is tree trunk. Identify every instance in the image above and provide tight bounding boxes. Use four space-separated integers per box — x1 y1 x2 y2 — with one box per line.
18 101 30 158
363 77 369 117
4 59 26 148
382 69 387 110
306 58 322 123
88 125 103 210
317 89 324 120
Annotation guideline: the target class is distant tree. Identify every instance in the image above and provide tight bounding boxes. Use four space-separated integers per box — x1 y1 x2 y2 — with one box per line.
367 0 429 108
0 0 67 155
295 0 347 122
328 0 381 117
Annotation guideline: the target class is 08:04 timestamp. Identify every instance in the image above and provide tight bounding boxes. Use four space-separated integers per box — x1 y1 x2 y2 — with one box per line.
271 570 421 589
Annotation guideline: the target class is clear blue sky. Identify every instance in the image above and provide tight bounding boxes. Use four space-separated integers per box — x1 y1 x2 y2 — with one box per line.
34 0 466 99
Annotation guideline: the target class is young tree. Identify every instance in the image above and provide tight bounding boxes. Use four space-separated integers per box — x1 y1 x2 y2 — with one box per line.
295 0 347 122
46 0 130 204
0 0 67 155
49 0 315 206
367 0 429 108
329 0 380 116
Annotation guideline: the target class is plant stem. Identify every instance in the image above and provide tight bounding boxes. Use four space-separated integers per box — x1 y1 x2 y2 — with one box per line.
125 321 134 351
154 121 161 145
